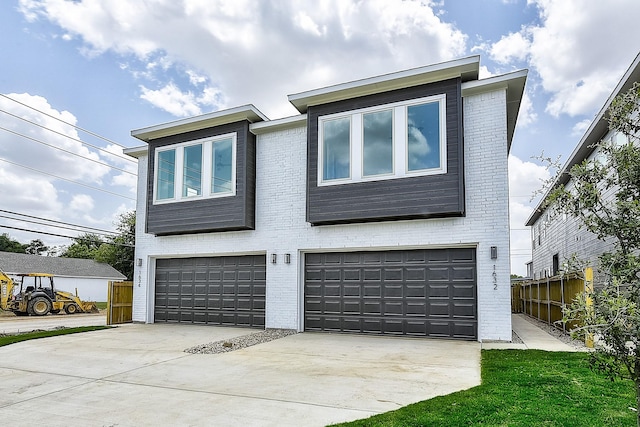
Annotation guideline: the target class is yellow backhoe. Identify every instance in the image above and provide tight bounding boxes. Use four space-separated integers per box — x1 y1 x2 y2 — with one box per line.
0 268 98 316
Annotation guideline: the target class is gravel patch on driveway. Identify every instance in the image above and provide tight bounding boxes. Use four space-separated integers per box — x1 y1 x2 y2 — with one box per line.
185 328 297 354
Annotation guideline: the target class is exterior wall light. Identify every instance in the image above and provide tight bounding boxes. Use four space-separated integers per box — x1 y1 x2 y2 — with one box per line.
285 253 291 264
271 253 277 264
490 246 498 260
136 258 143 266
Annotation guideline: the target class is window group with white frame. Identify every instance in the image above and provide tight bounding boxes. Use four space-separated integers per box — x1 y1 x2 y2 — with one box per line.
318 94 447 186
154 133 236 203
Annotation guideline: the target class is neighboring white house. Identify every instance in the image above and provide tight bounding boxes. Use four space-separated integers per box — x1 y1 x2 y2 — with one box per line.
526 52 640 280
0 251 126 302
125 56 527 342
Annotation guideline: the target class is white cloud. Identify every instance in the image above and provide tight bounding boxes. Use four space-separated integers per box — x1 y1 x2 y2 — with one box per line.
490 30 531 64
508 155 551 275
516 90 537 128
489 0 640 118
139 83 201 117
18 0 468 119
0 92 135 245
0 93 110 183
69 194 94 212
571 118 592 137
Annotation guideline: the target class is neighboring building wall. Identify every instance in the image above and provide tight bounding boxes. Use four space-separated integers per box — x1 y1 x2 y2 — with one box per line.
54 277 109 302
530 137 618 280
131 88 512 341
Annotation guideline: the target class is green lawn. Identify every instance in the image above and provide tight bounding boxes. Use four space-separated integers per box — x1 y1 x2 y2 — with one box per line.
0 326 111 347
333 350 635 427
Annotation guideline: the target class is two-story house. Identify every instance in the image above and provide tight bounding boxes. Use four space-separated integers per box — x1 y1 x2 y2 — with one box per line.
526 52 640 280
125 56 527 342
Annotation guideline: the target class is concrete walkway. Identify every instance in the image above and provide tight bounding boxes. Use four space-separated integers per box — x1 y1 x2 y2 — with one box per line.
482 314 578 351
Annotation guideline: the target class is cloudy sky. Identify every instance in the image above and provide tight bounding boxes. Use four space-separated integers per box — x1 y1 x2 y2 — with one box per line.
1 0 639 275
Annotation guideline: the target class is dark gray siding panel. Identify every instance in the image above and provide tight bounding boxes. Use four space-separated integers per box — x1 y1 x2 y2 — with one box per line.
146 121 256 235
155 255 266 327
307 78 464 225
304 248 477 340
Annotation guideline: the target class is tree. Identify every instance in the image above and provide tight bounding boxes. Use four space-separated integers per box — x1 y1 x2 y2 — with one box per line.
541 82 640 425
25 239 49 255
60 233 105 259
0 233 26 253
96 211 135 280
60 212 135 280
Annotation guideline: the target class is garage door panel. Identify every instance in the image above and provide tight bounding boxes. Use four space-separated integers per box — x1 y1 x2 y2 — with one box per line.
363 285 381 297
453 303 476 318
304 249 477 339
343 285 360 297
344 269 362 281
383 301 403 315
384 268 403 281
324 300 341 314
406 268 426 281
429 301 451 317
452 266 475 281
363 301 381 315
343 300 360 314
343 318 362 332
362 319 383 333
453 284 475 299
325 285 341 296
405 320 427 335
383 284 403 298
155 255 265 328
405 284 426 298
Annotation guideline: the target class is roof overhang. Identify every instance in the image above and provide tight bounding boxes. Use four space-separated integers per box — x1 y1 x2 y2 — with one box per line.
123 145 148 158
461 69 528 151
526 51 640 227
130 105 268 142
249 114 307 135
288 56 480 113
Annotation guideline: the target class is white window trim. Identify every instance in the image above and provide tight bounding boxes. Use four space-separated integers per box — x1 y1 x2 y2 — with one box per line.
318 94 447 186
153 133 236 204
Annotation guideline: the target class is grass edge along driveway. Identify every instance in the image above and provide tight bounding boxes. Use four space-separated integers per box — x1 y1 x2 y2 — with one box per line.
333 350 635 427
0 326 111 347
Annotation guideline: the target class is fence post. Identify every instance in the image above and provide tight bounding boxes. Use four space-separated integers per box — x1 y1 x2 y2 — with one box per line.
547 278 551 325
560 276 566 334
107 281 112 325
584 267 594 348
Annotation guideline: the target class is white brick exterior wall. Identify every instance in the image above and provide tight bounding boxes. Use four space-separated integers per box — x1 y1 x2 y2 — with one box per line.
131 88 513 341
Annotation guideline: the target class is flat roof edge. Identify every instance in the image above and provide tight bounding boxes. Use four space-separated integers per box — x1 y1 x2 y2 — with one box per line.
250 114 307 135
123 145 148 158
288 56 480 112
131 105 268 142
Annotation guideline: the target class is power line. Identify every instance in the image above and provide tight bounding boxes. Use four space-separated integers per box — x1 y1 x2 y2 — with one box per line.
0 157 136 201
0 93 129 149
0 108 136 164
0 224 134 248
0 214 118 238
0 209 118 235
0 125 136 176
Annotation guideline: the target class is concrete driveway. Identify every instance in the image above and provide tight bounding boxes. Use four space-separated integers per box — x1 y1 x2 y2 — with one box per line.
0 324 481 426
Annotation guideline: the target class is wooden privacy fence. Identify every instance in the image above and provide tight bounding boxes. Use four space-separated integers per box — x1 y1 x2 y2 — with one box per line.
107 281 133 325
513 275 586 332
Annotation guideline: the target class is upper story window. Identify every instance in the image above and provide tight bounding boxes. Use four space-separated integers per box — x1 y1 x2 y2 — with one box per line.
154 133 236 204
318 94 446 186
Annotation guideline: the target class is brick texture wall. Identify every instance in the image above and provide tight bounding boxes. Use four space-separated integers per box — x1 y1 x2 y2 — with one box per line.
131 88 513 341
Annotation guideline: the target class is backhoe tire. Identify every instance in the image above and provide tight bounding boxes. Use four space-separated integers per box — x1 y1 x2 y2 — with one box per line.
28 297 52 316
65 304 79 314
